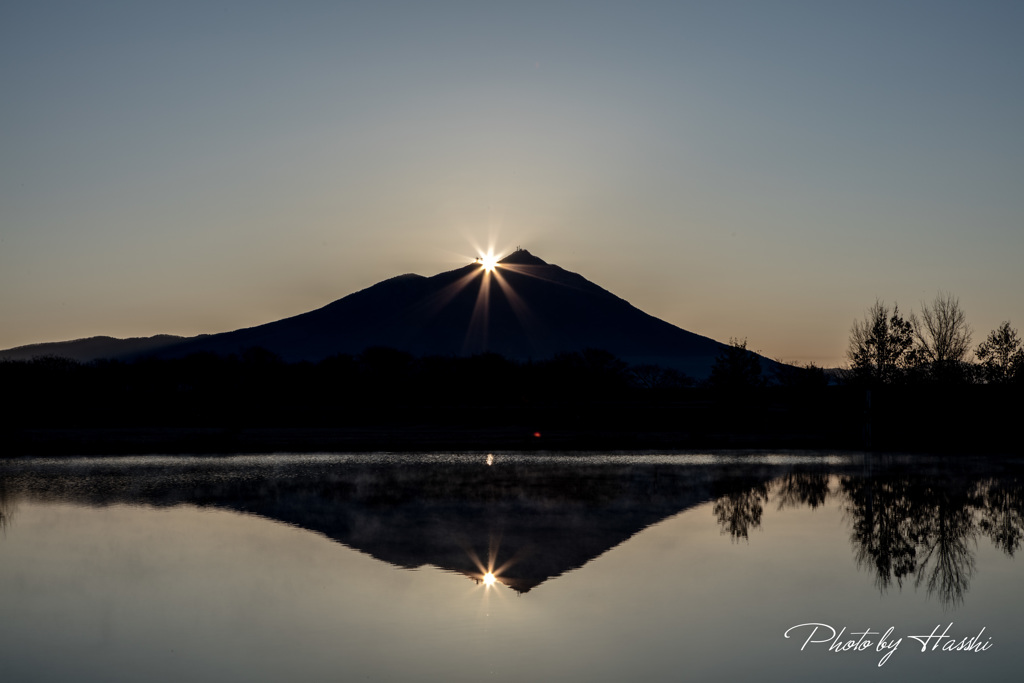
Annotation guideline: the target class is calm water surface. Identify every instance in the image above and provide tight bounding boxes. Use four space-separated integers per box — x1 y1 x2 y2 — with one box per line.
1 452 1022 682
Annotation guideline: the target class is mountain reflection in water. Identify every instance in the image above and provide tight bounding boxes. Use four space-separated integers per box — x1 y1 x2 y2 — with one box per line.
2 453 1022 605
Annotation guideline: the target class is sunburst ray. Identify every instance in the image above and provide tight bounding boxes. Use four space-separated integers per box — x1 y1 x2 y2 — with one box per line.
491 268 547 353
497 262 590 293
463 269 493 354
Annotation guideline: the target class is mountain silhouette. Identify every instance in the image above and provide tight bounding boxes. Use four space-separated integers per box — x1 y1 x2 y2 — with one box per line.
1 250 768 377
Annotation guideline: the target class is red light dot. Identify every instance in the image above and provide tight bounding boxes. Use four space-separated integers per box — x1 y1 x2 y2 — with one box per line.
533 431 542 438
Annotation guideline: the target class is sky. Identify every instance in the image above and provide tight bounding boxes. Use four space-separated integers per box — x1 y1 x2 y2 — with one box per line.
2 1 1022 367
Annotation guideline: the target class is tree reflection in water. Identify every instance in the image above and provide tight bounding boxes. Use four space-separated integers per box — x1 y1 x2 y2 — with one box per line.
0 482 13 533
713 472 831 541
913 503 976 607
840 476 921 596
710 465 1024 608
713 482 770 541
976 476 1024 557
774 472 831 510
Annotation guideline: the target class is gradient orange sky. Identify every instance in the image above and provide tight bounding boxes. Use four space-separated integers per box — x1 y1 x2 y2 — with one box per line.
2 2 1022 367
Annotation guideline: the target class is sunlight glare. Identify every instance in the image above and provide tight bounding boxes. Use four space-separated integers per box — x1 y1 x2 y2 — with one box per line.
483 572 497 586
478 251 499 272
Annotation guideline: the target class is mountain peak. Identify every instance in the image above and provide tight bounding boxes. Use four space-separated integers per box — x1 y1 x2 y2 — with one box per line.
499 248 547 266
4 249 758 378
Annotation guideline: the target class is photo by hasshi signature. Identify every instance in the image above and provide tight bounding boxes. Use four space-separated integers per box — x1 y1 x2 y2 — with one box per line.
784 623 993 667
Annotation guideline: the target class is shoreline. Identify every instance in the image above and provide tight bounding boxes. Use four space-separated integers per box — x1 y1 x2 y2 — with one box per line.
4 426 1016 457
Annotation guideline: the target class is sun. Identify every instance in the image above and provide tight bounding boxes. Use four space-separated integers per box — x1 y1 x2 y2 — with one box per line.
483 572 497 586
477 251 499 272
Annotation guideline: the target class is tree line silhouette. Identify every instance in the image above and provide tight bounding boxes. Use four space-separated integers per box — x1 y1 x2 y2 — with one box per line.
845 292 1023 386
0 344 851 452
1 292 1019 454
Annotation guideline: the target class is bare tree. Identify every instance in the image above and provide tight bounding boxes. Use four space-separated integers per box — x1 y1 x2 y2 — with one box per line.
912 292 972 380
847 301 915 384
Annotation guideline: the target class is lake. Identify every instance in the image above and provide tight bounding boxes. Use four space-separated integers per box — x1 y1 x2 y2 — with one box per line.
1 452 1021 682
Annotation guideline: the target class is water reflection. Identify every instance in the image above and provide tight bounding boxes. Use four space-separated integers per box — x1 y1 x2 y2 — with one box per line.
2 453 1022 607
4 454 769 593
701 461 1024 608
713 481 770 541
774 472 831 509
976 476 1024 556
0 480 13 533
840 467 1004 608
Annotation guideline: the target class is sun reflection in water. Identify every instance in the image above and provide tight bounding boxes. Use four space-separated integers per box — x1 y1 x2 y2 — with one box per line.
466 530 520 593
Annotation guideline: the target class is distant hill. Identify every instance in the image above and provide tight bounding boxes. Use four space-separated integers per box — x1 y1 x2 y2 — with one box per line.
0 334 192 362
1 250 776 378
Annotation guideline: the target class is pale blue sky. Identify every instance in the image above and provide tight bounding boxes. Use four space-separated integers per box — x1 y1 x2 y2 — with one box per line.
2 1 1022 365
